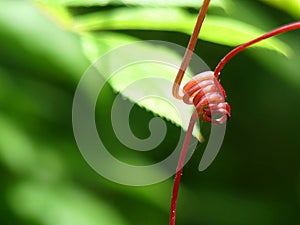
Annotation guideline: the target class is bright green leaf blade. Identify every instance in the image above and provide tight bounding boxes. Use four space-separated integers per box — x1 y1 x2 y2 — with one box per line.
201 16 291 56
81 32 204 141
260 0 300 19
36 0 228 9
73 8 291 56
36 0 110 7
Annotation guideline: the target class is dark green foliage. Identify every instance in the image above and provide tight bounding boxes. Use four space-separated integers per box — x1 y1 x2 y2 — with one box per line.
0 0 299 225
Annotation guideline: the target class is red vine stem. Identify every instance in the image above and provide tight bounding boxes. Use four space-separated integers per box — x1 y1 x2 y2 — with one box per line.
170 1 210 225
172 0 211 99
170 4 300 225
214 21 300 77
169 111 198 225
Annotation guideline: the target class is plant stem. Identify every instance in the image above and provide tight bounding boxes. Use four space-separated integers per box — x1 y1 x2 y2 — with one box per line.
170 1 210 224
214 21 300 77
169 111 198 225
172 0 211 99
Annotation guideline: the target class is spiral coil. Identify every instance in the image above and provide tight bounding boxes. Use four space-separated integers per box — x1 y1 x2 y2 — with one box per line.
182 71 231 124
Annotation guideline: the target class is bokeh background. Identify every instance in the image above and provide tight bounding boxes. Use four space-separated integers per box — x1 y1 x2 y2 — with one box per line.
1 0 300 225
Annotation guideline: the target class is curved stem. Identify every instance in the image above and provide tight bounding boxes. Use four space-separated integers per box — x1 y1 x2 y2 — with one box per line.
172 0 211 99
169 111 198 225
170 1 211 224
214 21 300 77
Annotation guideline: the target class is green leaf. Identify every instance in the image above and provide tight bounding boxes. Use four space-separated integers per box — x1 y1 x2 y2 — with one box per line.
29 2 291 140
0 112 67 181
0 0 89 80
73 8 291 56
80 32 204 141
260 0 300 19
9 181 129 225
201 16 291 56
36 0 229 9
0 115 37 174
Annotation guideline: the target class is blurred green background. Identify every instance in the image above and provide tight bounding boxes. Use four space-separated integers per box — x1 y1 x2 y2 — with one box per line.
1 0 300 225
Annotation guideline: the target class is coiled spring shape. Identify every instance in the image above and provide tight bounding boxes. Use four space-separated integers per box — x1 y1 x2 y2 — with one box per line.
169 0 300 225
182 71 230 124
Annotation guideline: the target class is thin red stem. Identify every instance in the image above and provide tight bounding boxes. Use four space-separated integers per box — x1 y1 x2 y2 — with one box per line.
169 1 210 224
170 1 210 224
214 21 300 77
169 111 198 225
172 0 211 99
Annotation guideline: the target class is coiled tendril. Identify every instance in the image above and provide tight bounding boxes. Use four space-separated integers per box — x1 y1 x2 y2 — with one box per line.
172 0 230 125
182 71 231 124
169 0 300 225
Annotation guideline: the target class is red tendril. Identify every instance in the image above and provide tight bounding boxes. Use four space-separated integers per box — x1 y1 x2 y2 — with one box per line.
170 1 211 225
214 21 300 76
169 0 300 224
182 71 231 124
